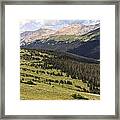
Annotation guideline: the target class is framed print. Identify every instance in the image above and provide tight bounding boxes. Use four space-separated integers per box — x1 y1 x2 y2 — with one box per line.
0 0 119 119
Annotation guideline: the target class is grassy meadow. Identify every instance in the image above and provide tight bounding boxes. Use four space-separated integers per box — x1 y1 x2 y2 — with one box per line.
20 48 100 100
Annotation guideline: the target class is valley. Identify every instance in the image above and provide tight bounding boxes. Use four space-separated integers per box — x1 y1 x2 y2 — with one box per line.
20 20 100 100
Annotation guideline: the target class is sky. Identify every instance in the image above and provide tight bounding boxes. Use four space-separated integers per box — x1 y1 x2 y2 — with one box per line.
20 20 100 33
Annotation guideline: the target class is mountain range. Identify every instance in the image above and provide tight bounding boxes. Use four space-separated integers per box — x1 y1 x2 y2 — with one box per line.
20 22 100 62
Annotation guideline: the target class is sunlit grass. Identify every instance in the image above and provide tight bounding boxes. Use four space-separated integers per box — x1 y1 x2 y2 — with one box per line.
20 49 100 100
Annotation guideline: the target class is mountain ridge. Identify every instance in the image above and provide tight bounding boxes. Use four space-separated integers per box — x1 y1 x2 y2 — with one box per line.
20 23 100 46
21 27 100 60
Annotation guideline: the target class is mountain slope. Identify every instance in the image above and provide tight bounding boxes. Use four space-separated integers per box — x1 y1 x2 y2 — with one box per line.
54 23 99 36
67 28 100 59
20 23 100 45
20 28 55 46
21 28 100 60
68 37 100 59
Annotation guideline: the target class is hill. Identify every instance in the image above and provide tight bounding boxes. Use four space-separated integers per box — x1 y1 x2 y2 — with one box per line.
20 48 100 100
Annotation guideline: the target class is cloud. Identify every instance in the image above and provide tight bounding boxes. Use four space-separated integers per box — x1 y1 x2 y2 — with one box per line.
20 20 100 33
20 20 43 33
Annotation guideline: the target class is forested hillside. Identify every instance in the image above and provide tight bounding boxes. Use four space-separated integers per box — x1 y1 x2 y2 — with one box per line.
20 49 100 100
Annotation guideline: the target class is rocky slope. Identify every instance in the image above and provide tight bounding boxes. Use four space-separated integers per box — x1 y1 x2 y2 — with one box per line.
20 23 100 45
